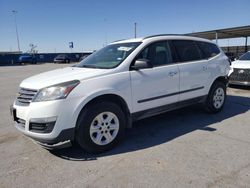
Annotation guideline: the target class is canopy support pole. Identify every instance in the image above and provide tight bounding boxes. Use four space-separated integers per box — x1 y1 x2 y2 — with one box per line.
245 37 248 52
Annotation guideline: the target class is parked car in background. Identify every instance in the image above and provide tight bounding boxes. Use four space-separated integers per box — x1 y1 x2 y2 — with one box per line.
229 51 250 86
79 54 90 62
18 55 37 65
54 54 71 63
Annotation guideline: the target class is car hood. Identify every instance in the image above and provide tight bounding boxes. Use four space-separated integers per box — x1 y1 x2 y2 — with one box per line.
20 66 111 89
231 60 250 69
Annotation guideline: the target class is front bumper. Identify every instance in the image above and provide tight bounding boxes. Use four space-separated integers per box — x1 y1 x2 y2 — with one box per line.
11 98 80 148
229 80 250 86
54 59 66 63
35 140 72 150
229 68 250 86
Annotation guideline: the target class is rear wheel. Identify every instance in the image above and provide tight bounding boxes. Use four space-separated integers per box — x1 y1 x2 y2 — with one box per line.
76 101 126 153
205 81 226 113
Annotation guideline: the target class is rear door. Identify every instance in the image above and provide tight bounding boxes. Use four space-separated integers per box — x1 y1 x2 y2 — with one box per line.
130 41 179 113
171 40 209 101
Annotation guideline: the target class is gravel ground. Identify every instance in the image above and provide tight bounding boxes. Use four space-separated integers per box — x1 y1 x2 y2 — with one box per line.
0 63 249 188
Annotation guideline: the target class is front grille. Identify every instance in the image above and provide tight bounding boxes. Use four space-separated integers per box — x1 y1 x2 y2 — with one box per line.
229 68 250 82
16 88 38 106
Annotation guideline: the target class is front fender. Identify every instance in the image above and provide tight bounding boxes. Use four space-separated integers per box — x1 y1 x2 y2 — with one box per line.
71 88 131 129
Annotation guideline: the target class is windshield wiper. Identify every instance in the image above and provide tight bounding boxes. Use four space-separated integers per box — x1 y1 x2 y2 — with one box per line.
80 64 99 69
75 64 110 69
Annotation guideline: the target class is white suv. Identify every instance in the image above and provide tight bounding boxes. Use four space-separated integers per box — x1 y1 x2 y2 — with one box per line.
11 35 230 153
229 51 250 86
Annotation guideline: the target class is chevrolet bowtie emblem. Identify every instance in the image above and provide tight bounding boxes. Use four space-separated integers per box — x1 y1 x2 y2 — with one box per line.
238 70 245 74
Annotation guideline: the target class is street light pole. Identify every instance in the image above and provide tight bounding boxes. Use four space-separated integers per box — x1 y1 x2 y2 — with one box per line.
12 10 20 52
134 22 137 38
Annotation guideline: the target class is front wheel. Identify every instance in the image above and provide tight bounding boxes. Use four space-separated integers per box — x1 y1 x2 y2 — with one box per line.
205 81 226 113
76 101 126 153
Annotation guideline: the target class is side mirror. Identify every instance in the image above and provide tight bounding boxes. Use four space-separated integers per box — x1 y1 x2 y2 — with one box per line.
131 59 152 70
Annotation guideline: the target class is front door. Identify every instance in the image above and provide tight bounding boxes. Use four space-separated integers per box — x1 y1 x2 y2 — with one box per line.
130 41 180 113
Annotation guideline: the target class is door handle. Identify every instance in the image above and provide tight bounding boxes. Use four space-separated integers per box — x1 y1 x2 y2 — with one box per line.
168 71 178 76
203 66 208 71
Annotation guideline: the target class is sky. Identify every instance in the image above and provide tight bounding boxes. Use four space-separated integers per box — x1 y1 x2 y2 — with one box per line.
0 0 250 53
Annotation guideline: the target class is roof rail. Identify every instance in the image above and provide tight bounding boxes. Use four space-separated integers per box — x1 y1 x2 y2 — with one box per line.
144 34 188 39
111 39 127 43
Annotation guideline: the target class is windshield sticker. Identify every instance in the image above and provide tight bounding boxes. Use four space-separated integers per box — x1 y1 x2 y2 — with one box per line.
118 47 133 51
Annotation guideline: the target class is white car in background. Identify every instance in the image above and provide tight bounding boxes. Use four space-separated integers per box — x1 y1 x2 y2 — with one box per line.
229 51 250 86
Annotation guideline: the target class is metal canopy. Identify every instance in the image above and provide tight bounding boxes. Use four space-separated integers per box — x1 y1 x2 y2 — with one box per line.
186 25 250 40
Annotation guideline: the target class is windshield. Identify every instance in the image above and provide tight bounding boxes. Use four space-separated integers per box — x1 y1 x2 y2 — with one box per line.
239 52 250 61
76 42 141 69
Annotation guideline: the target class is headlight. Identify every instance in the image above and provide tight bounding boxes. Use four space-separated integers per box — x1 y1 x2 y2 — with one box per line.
33 80 80 102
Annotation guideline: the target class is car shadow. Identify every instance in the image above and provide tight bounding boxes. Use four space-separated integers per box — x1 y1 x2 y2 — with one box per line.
50 95 250 161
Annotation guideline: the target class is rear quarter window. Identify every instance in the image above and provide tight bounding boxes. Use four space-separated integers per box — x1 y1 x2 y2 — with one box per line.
197 41 220 59
172 40 203 62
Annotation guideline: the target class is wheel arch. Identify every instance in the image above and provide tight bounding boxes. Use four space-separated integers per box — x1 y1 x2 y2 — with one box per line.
205 76 227 113
210 76 229 89
76 94 132 130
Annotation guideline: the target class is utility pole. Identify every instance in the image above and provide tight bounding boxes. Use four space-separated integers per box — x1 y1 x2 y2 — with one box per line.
12 10 20 52
134 22 137 38
215 31 218 44
104 18 108 46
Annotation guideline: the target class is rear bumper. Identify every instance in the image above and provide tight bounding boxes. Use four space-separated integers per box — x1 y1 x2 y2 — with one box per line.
54 59 68 63
54 60 64 63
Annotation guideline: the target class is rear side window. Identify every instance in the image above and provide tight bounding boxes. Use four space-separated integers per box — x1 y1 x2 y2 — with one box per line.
197 41 220 59
172 40 202 62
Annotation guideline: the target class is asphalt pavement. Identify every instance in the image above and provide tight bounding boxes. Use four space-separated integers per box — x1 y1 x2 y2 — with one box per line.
0 63 250 188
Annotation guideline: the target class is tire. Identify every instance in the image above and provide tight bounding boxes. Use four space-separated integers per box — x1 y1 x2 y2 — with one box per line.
205 81 226 113
76 101 126 153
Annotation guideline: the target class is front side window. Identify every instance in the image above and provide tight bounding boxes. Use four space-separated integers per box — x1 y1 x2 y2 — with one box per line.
76 42 141 69
239 51 250 61
136 41 172 67
172 40 202 62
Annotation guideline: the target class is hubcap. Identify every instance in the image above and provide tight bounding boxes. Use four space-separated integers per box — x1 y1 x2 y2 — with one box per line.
213 87 225 109
89 112 119 146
